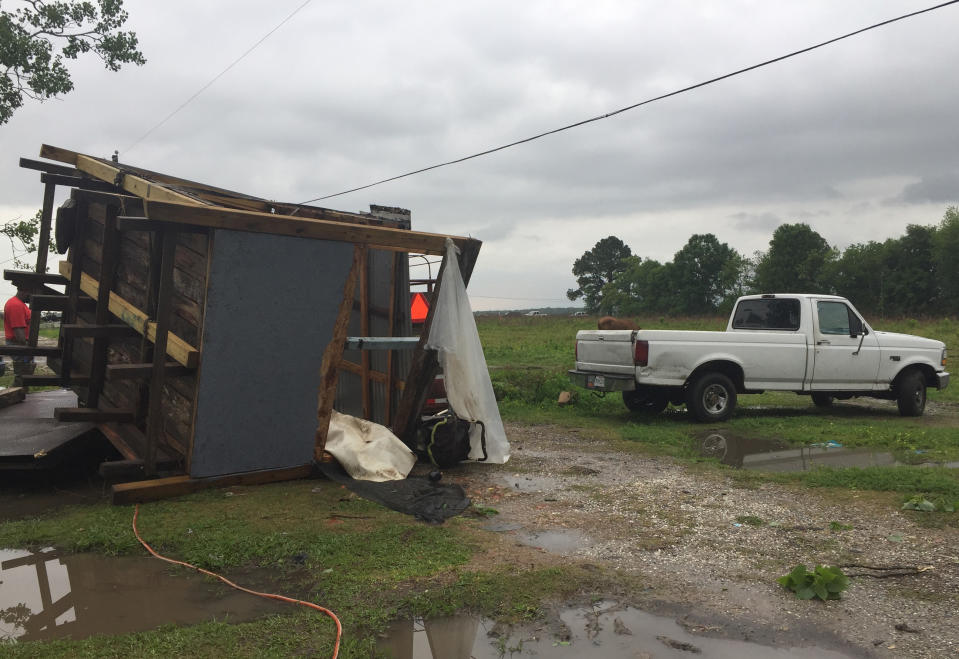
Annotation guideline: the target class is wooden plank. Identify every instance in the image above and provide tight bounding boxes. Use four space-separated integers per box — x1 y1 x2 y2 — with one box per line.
116 216 208 233
106 362 192 380
87 204 120 409
3 270 68 285
34 181 57 275
61 324 138 339
144 200 472 256
20 157 77 177
97 423 139 461
145 229 178 476
20 373 90 387
58 261 200 368
385 252 398 425
59 194 89 387
315 245 362 459
55 407 135 422
0 345 61 357
359 247 371 419
0 387 26 409
38 144 79 166
74 155 207 207
40 172 119 193
111 465 315 505
28 294 96 312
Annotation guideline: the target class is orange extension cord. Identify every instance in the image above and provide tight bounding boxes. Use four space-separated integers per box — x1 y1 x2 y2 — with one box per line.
132 504 342 658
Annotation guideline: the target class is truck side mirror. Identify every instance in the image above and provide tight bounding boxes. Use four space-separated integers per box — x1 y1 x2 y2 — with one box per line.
849 317 864 338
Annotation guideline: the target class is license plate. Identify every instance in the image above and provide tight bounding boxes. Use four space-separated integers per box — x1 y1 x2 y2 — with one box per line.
589 375 605 389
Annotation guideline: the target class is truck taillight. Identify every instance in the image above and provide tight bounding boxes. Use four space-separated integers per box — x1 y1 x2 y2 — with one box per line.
634 340 649 366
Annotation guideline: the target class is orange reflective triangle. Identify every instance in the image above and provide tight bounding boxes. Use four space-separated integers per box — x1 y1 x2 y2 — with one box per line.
411 292 430 322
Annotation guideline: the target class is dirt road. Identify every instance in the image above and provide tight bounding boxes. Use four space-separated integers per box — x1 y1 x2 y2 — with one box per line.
450 422 959 658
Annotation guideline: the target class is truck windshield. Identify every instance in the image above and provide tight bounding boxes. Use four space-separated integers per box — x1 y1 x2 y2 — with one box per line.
732 299 800 330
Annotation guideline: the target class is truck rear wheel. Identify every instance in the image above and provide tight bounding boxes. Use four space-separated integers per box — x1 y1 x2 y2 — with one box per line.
686 372 737 422
811 392 833 408
623 389 668 414
896 370 926 417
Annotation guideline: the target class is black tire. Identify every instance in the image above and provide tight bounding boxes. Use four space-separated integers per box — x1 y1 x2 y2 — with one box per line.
686 372 737 422
623 388 669 414
896 370 927 417
811 392 833 408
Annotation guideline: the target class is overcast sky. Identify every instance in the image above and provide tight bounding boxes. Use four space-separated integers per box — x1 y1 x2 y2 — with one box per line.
2 0 958 309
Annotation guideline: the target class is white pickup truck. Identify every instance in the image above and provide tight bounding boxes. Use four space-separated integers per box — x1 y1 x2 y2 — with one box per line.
568 294 949 422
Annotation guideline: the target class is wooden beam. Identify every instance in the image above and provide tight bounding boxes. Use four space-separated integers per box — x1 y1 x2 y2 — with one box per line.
27 294 96 312
0 345 61 358
106 362 192 380
359 247 371 420
144 200 472 256
38 145 80 166
97 423 139 461
116 216 207 233
55 407 135 422
61 324 139 339
35 181 56 274
385 252 398 425
3 270 68 285
145 229 177 476
20 373 90 387
315 246 362 459
20 156 77 177
40 172 119 193
111 465 315 505
337 359 392 384
0 387 26 409
69 153 208 207
87 204 120 409
58 261 200 368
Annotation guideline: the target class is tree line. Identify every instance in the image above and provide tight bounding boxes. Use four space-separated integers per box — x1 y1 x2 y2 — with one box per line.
567 206 959 318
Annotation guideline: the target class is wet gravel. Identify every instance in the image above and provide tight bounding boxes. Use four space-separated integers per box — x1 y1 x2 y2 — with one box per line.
453 422 959 659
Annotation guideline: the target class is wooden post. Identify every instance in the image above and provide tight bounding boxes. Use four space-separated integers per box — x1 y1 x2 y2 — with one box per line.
145 229 178 476
136 231 163 426
384 252 398 425
35 181 56 274
359 247 371 419
315 246 362 460
86 205 120 409
58 194 88 387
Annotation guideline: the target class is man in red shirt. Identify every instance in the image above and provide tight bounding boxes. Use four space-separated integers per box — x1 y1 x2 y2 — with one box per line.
4 285 36 377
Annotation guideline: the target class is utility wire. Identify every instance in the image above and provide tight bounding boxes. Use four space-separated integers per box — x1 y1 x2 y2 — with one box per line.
301 0 959 204
123 0 315 155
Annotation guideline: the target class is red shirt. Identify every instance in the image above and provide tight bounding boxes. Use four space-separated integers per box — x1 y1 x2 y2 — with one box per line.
3 295 31 340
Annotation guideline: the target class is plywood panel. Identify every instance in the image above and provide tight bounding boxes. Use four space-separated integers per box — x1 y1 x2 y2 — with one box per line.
190 229 354 478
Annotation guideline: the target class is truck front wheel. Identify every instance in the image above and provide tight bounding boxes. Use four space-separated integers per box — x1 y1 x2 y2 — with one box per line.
896 370 926 417
686 372 737 422
623 388 668 414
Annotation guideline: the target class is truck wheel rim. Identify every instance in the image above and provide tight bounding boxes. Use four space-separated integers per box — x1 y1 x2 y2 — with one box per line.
912 386 924 406
703 384 728 413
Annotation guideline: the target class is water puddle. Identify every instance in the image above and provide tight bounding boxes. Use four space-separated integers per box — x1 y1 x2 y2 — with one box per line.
699 433 899 471
513 529 587 554
0 548 283 641
499 474 560 493
375 602 854 658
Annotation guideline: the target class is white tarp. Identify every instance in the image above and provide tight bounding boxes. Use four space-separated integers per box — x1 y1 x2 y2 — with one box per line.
426 239 510 463
325 410 416 481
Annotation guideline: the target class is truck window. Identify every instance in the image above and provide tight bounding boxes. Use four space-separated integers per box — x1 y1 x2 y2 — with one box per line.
817 301 853 335
731 299 800 330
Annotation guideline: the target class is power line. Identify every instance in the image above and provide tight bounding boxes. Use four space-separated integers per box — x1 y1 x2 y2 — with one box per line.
301 0 959 204
123 0 315 155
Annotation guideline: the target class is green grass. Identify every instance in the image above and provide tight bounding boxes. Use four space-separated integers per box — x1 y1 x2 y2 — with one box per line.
0 480 623 657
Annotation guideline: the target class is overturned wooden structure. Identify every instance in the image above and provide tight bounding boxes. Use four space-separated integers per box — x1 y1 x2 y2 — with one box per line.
3 145 480 502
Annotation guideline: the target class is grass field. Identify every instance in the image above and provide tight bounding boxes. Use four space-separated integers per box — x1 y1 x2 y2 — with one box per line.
477 313 959 495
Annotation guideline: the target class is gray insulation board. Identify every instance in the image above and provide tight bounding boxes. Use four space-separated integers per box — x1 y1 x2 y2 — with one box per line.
190 229 353 478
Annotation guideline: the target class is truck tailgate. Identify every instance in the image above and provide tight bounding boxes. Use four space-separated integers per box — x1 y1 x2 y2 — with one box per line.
575 330 636 376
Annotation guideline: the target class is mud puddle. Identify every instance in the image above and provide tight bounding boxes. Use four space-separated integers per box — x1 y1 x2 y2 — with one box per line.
375 602 854 658
699 432 904 471
0 547 283 641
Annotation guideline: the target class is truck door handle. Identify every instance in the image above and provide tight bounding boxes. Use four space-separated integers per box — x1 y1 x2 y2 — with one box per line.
817 340 830 346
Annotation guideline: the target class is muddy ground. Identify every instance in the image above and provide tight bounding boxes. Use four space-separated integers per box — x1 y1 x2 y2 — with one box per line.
442 421 959 659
